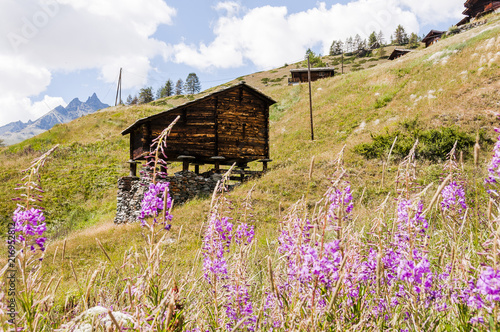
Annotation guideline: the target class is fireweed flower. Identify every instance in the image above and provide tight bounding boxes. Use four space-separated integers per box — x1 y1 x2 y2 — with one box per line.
202 214 233 282
440 181 467 219
327 184 353 222
139 182 172 229
396 199 428 236
460 267 500 317
476 267 500 304
485 126 500 194
235 223 254 245
261 293 283 329
224 283 257 331
13 206 47 252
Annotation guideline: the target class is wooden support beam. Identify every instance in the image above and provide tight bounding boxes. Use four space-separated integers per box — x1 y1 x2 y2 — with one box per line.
210 156 225 171
258 159 272 172
128 160 139 177
178 155 195 172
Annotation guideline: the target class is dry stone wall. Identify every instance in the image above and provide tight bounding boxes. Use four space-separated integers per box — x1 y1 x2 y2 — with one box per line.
114 170 223 224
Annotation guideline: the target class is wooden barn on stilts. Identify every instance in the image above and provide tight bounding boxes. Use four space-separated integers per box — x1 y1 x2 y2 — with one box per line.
121 82 276 180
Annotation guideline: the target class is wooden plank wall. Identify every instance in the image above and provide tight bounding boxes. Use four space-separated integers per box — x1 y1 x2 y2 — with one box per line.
217 88 267 159
131 87 269 162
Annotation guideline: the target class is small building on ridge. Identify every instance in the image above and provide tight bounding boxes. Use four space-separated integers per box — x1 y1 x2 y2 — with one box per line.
388 48 412 60
289 67 335 84
422 30 446 48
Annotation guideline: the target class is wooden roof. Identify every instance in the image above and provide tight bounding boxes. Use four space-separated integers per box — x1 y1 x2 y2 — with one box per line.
464 0 481 7
388 48 412 60
462 0 500 15
122 82 276 135
422 30 445 44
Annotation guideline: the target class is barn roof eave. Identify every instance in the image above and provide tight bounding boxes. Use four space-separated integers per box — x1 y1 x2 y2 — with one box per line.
421 30 445 43
121 82 276 135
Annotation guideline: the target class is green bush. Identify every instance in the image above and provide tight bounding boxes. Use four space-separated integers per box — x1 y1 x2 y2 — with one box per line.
373 93 395 109
354 119 492 161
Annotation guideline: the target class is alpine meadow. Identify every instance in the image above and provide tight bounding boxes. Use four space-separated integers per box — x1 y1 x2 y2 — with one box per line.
3 10 500 332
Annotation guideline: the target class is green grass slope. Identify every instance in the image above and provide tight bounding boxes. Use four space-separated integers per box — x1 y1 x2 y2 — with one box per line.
1 13 500 299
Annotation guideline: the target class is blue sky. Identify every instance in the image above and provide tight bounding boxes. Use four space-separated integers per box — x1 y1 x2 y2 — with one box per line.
0 0 464 126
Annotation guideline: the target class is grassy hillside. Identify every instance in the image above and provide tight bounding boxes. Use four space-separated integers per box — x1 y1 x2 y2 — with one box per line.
2 13 500 330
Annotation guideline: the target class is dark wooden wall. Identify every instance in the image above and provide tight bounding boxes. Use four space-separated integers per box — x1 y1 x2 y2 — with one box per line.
290 71 334 83
129 86 269 165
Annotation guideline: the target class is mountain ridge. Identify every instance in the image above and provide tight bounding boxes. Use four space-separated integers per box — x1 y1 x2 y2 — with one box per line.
0 93 109 145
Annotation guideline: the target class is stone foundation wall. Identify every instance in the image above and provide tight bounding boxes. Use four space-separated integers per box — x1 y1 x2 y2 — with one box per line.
114 170 223 224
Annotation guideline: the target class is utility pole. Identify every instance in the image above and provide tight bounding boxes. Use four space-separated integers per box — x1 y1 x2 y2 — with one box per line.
307 55 314 141
341 51 344 75
115 67 122 106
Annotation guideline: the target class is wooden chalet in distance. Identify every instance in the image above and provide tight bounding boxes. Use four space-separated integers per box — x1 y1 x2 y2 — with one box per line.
459 0 500 25
289 67 335 84
422 30 445 48
122 82 276 178
388 48 412 60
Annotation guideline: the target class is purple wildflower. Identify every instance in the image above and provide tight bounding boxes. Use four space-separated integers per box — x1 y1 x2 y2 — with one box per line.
485 126 500 193
327 185 353 222
225 284 256 331
202 215 233 282
476 267 500 303
396 199 428 238
13 207 47 251
440 181 467 219
139 181 172 229
235 223 254 245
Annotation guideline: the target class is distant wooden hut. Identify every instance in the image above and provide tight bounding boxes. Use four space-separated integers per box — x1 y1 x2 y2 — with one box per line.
388 48 412 60
289 67 335 84
422 30 445 48
459 0 500 25
122 82 276 177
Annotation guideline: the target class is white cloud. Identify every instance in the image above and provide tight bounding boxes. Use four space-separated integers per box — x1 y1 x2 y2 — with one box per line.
0 95 67 126
171 0 462 70
0 0 175 126
30 95 68 119
214 1 240 17
400 0 463 26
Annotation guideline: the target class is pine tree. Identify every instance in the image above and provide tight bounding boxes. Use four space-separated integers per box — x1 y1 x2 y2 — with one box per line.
329 40 344 56
175 79 184 95
184 73 201 95
353 34 364 51
138 87 154 104
304 48 325 68
126 94 133 105
164 79 173 97
368 31 377 48
157 79 174 99
408 32 420 48
393 25 409 45
345 36 354 53
329 40 337 56
377 30 385 46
